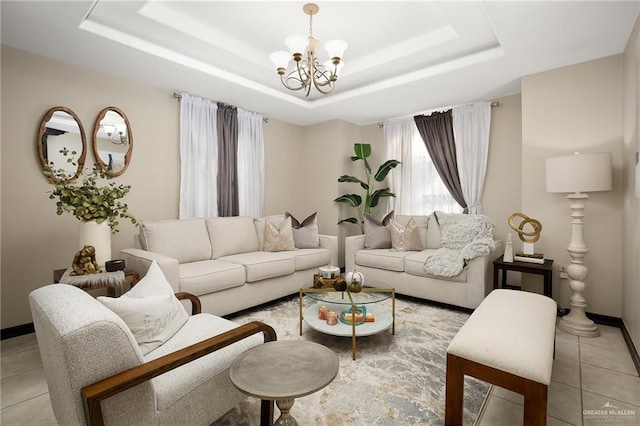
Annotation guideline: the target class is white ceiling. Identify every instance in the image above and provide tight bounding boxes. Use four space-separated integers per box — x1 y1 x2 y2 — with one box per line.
2 1 638 126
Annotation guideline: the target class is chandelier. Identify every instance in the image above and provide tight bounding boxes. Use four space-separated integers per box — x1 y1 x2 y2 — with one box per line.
269 3 347 97
101 125 128 145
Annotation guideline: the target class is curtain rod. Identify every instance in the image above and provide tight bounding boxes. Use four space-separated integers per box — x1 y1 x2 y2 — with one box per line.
376 100 500 128
173 92 269 123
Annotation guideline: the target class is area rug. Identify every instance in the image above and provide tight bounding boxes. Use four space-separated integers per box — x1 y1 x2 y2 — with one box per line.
214 295 490 426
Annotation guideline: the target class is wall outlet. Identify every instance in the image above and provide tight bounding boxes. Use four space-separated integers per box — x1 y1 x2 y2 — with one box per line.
557 264 569 279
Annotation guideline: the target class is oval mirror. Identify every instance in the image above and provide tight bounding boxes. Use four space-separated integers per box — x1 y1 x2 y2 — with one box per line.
93 107 133 177
38 106 87 183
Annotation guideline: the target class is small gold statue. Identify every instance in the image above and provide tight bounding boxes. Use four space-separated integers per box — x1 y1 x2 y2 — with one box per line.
71 245 101 275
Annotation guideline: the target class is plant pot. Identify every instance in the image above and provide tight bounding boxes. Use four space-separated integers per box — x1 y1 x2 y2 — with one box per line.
78 221 111 269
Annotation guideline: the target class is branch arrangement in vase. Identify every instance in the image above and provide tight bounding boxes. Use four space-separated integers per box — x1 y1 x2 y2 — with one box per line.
43 148 137 233
334 143 400 233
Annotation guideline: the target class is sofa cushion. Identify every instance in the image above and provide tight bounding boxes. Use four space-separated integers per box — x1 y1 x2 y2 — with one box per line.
396 215 429 249
178 260 246 296
141 219 212 263
426 214 443 249
254 215 285 250
285 211 320 249
206 217 260 259
290 248 331 271
264 216 296 252
404 250 468 283
390 218 424 252
355 249 411 272
97 261 189 355
145 313 263 411
364 211 394 249
218 252 295 282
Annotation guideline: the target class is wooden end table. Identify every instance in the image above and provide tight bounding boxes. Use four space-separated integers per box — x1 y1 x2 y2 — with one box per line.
53 268 140 297
492 255 553 298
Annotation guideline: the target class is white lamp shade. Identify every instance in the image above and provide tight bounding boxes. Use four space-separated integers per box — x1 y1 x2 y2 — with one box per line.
285 34 308 55
545 152 612 193
269 50 291 70
323 60 344 74
324 39 347 59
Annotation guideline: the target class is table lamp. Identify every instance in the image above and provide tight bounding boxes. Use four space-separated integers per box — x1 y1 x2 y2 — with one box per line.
545 152 612 337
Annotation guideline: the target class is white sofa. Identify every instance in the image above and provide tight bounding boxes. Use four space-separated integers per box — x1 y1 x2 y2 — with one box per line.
345 214 502 309
121 216 338 316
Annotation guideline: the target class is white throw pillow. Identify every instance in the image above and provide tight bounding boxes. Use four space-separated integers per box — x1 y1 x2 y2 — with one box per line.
264 216 296 252
98 261 189 355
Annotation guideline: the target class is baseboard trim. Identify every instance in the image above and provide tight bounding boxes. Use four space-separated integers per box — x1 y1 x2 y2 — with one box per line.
621 322 640 376
1 323 35 340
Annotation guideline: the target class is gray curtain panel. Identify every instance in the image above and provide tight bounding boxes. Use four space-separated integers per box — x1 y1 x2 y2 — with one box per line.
414 111 468 212
217 104 239 217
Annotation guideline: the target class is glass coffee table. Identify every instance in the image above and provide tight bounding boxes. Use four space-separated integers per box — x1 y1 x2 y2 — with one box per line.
299 287 395 360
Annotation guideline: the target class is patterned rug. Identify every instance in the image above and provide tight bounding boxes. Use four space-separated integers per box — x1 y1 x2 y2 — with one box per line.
214 294 489 426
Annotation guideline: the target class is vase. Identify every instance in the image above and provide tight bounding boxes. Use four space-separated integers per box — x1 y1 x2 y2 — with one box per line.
78 220 112 269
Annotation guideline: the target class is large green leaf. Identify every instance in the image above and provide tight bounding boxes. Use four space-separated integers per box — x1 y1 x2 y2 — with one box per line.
353 143 371 159
374 160 401 182
337 217 359 225
333 194 362 207
337 175 369 191
369 188 395 208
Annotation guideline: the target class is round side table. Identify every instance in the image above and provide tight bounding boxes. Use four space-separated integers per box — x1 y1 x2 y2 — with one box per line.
229 340 339 426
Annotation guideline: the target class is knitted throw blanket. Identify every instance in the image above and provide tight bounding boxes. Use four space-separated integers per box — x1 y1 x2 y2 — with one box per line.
424 212 495 277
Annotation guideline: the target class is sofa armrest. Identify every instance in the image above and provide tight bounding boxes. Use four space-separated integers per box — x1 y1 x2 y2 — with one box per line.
120 248 180 292
345 234 366 273
319 235 338 267
81 321 277 426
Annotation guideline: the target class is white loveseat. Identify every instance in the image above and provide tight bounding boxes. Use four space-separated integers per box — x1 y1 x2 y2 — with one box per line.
345 214 502 309
121 216 338 316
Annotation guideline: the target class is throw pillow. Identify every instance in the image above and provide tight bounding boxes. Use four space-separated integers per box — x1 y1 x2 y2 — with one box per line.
285 211 320 249
97 261 189 356
364 211 394 249
390 217 424 251
264 216 296 252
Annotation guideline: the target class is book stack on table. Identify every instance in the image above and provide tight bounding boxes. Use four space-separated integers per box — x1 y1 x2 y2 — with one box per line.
513 252 545 264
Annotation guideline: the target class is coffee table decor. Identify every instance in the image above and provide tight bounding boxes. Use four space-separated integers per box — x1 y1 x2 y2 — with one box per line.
299 287 395 360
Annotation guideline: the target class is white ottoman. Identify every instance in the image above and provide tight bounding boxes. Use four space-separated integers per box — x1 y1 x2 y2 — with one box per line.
445 289 557 426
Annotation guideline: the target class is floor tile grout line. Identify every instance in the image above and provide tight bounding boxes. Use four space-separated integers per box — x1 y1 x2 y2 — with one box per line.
0 390 49 410
0 364 45 381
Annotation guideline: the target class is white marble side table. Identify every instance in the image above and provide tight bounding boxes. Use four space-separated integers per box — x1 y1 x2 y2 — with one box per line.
229 340 339 426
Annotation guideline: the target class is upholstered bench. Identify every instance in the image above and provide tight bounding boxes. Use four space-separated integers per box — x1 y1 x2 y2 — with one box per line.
445 289 557 426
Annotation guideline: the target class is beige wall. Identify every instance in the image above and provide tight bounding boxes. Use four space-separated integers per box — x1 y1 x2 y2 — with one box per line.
521 55 623 317
622 16 640 352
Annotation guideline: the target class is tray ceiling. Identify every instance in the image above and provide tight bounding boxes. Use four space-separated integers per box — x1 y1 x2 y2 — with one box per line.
2 1 638 125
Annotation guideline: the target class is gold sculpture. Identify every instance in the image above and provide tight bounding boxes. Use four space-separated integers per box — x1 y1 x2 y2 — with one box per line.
71 245 101 275
508 212 542 243
508 213 544 262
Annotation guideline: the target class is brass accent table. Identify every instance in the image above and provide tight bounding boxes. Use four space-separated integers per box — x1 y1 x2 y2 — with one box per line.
229 340 339 426
299 287 395 360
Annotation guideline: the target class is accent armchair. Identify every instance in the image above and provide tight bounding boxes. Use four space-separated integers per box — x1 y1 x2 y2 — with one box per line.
29 284 276 425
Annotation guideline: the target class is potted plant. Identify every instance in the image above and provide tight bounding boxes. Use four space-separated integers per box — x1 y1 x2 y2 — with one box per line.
44 148 137 232
334 143 400 233
44 148 137 267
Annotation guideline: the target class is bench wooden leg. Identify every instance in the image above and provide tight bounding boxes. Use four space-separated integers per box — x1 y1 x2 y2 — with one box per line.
523 382 547 426
260 399 274 426
445 353 464 425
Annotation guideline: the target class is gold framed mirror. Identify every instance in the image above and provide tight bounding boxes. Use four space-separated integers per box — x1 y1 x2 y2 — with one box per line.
93 106 133 177
38 106 87 183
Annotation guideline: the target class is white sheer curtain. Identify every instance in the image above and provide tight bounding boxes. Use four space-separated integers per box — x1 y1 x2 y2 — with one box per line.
179 93 218 219
384 118 461 215
237 108 265 217
452 101 491 214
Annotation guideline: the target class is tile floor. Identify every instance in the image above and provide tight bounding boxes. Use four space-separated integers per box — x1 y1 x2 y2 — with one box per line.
1 324 638 425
